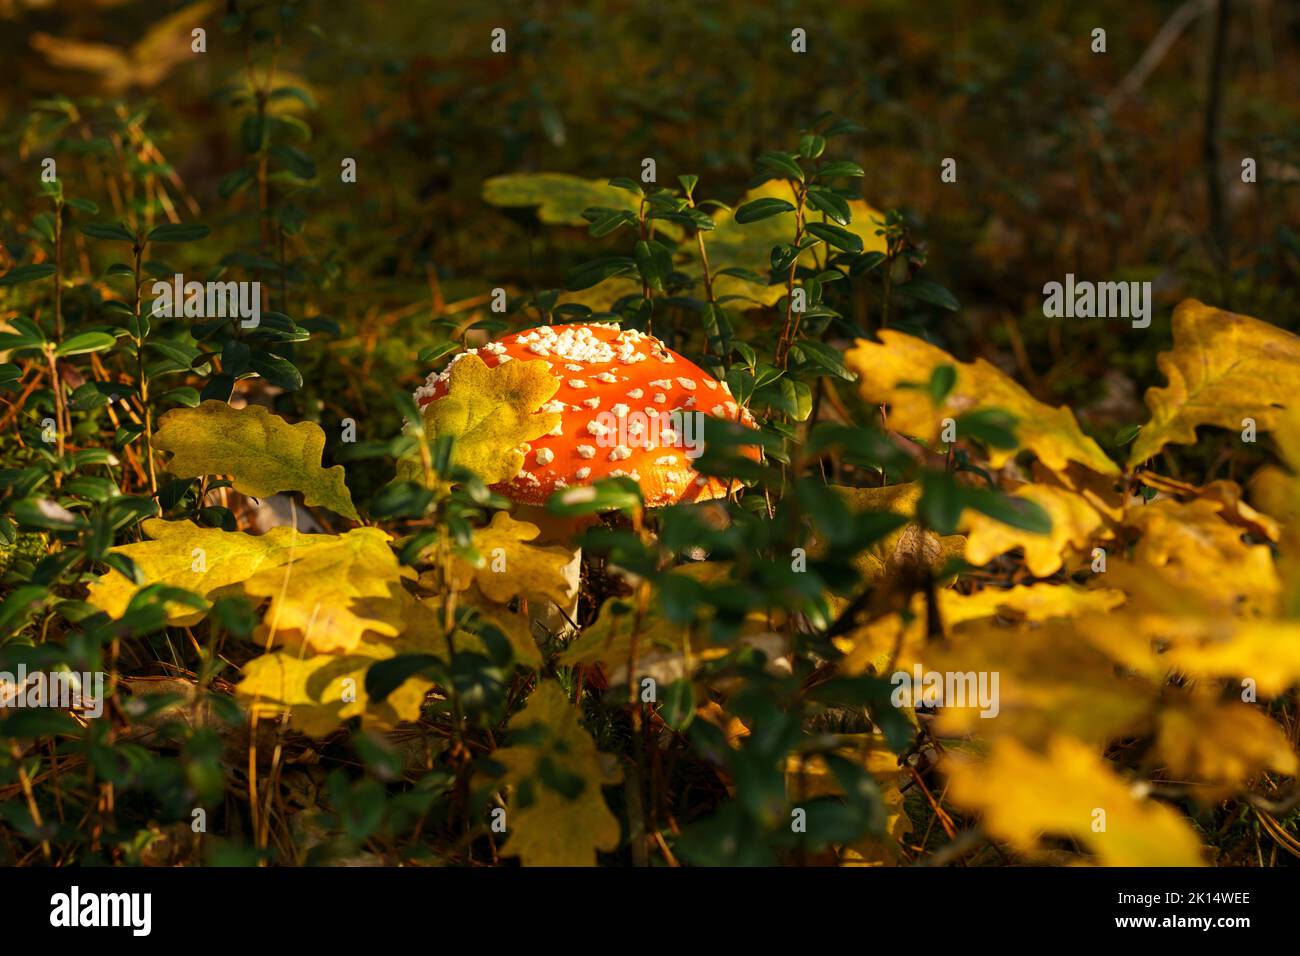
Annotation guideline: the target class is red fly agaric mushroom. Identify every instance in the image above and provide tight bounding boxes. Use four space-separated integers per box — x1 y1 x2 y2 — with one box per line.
415 323 761 641
414 323 759 507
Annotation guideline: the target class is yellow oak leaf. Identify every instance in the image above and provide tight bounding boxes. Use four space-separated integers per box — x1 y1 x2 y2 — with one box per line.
364 589 496 665
945 735 1206 866
456 590 543 668
939 583 1125 627
1033 461 1128 522
447 512 579 610
694 181 886 306
1162 620 1300 698
559 564 781 684
493 681 623 866
1251 404 1300 524
962 483 1106 577
1249 405 1300 616
154 401 359 521
482 173 679 237
406 354 560 485
1122 498 1279 617
87 519 329 626
844 331 1118 476
926 619 1154 747
1068 558 1299 690
237 638 435 738
1128 300 1300 467
1068 613 1173 684
784 735 912 866
244 528 414 653
558 598 742 684
1097 563 1254 642
1137 474 1280 543
238 590 520 736
838 585 1128 685
552 180 881 307
848 484 965 581
1156 694 1298 792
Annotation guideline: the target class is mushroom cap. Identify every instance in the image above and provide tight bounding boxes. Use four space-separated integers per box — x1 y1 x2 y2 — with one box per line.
415 323 759 507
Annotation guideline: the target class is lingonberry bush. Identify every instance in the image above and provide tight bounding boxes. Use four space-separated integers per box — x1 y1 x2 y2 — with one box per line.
1 1 1298 868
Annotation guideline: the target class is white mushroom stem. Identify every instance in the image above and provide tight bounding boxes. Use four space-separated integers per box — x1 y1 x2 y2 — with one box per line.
513 503 585 636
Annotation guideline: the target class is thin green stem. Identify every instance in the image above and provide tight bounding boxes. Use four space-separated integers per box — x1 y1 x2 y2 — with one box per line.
775 183 807 368
133 241 157 495
48 197 67 483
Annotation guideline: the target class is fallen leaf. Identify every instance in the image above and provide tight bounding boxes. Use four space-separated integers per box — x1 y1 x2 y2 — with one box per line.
785 735 912 866
1128 300 1300 467
482 173 655 229
1156 694 1298 792
962 483 1106 577
243 528 413 653
1137 474 1280 543
493 681 623 866
237 638 434 738
1162 620 1300 698
155 401 359 521
833 595 928 677
404 354 560 486
447 512 579 610
927 619 1154 747
1122 498 1279 617
939 583 1126 627
456 589 543 668
87 519 328 625
946 735 1206 866
844 332 1118 476
811 483 964 602
691 181 886 306
1249 405 1300 616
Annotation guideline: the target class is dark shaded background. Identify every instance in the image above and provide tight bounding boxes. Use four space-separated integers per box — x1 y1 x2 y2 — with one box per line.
2 0 1298 474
